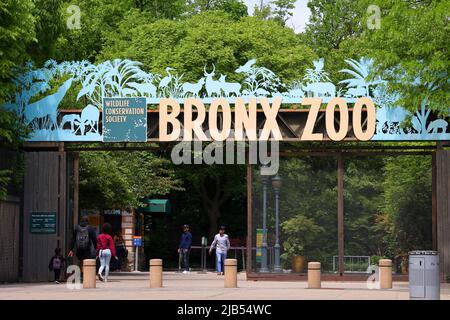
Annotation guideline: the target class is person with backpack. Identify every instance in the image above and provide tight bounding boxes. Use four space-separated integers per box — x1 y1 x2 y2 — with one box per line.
178 224 192 274
114 232 127 271
209 226 230 275
48 248 65 284
96 223 117 282
68 216 97 274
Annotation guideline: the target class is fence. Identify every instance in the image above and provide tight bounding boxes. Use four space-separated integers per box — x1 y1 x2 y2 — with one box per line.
332 256 372 273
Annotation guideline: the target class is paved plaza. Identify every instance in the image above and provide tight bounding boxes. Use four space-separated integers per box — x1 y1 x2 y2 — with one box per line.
0 272 449 300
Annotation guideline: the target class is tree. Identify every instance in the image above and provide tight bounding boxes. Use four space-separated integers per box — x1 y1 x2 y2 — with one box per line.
188 0 248 20
271 0 296 25
0 0 35 103
27 0 65 64
100 11 315 85
361 0 450 115
79 151 183 209
381 155 432 255
0 0 34 200
177 164 246 238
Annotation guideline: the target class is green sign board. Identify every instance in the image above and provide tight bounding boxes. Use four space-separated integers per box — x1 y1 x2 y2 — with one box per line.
256 228 264 263
102 97 147 142
30 212 57 234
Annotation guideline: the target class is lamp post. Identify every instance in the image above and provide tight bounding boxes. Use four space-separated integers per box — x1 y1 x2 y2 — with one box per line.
260 167 269 273
272 174 282 273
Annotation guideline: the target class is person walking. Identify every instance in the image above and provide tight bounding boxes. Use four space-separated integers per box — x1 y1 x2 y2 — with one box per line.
48 248 65 284
68 216 97 274
96 223 117 282
209 226 230 275
114 232 127 271
178 224 192 274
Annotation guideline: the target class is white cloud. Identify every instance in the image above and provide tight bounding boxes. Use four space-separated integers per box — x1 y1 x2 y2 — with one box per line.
243 0 311 33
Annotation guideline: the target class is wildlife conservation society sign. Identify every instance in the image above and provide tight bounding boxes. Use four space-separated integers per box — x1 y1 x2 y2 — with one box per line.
102 97 147 142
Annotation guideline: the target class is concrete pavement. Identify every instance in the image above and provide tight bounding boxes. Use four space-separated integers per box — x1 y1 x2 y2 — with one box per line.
0 272 449 300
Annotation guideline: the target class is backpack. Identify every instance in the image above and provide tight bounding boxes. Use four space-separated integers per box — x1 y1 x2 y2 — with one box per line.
52 256 62 270
76 225 90 250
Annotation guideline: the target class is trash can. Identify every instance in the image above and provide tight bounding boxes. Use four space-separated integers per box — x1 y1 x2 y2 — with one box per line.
409 251 440 300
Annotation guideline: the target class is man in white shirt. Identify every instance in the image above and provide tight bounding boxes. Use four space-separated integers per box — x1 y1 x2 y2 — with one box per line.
209 225 230 275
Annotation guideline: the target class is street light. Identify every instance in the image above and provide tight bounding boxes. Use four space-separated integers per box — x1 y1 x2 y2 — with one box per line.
272 174 282 273
260 165 269 273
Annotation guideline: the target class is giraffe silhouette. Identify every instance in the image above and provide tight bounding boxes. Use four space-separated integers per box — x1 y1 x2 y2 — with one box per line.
25 78 73 130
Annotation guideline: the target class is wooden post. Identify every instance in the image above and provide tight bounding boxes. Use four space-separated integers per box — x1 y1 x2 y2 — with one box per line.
246 163 253 274
58 143 66 251
73 152 80 227
337 153 345 276
431 151 437 250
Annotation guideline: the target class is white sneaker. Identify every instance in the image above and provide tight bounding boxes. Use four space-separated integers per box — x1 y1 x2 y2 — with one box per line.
182 270 190 274
98 273 104 281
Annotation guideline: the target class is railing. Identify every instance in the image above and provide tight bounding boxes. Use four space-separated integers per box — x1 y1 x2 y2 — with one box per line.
183 246 277 272
332 255 372 273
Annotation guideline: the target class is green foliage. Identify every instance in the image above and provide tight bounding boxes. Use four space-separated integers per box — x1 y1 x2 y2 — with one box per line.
361 0 450 115
28 0 65 64
79 151 183 209
100 11 315 84
0 0 35 103
381 155 432 254
280 215 324 262
271 0 296 25
0 109 29 199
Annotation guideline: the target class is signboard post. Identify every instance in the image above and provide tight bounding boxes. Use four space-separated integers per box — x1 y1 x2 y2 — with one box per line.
133 236 143 272
102 97 147 142
30 212 57 234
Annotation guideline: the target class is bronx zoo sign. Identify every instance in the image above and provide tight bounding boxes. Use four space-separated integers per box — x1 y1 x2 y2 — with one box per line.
2 58 449 143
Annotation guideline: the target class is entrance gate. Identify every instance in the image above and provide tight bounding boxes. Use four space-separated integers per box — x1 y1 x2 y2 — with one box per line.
5 57 449 281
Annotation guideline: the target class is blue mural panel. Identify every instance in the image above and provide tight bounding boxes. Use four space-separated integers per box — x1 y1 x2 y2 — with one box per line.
2 57 449 142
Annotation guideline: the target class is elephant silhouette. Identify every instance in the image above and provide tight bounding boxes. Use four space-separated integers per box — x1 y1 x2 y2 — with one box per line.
75 104 100 135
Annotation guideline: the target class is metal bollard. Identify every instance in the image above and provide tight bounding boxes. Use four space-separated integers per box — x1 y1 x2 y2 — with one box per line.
224 259 238 288
149 259 163 288
83 259 96 289
307 262 321 289
379 259 392 289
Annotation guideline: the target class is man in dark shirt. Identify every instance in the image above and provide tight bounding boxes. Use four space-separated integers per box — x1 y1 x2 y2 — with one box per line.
68 216 97 273
178 224 192 273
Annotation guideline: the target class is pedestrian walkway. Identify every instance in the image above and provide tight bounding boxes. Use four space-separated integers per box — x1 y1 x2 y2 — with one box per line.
0 272 449 300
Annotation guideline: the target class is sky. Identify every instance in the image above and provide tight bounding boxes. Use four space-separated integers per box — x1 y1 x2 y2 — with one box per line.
244 0 312 33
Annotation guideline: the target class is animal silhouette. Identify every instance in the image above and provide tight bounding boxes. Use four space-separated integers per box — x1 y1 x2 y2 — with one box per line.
303 82 335 97
127 82 157 98
60 114 81 132
218 75 241 97
345 86 366 98
427 119 448 134
376 106 411 134
25 78 73 129
285 88 304 98
159 67 174 96
182 77 205 97
204 64 222 97
76 104 100 135
255 88 270 96
235 59 256 74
